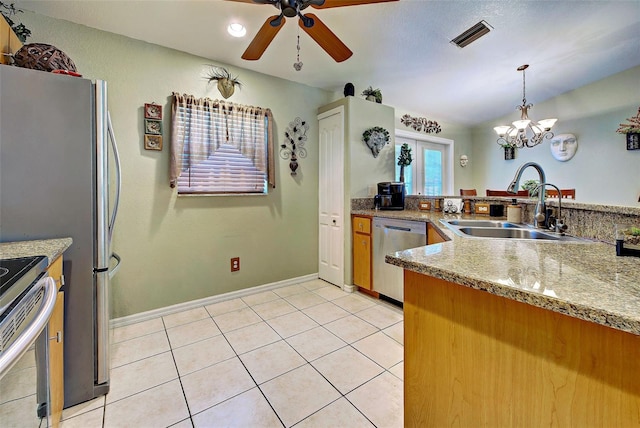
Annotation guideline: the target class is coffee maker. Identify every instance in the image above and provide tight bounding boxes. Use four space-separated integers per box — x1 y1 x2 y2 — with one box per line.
374 182 405 210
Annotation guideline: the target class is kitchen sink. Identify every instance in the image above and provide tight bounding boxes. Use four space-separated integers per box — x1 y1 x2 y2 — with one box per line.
440 219 590 242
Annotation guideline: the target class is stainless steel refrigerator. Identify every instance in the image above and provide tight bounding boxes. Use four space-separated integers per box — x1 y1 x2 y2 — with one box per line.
0 65 121 407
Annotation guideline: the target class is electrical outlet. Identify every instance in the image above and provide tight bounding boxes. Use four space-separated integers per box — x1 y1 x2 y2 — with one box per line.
231 257 240 272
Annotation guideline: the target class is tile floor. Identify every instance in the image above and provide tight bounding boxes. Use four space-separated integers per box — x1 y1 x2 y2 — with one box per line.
60 279 404 427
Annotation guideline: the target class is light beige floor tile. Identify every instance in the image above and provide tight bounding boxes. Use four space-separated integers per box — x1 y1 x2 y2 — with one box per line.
300 279 331 291
260 364 340 427
352 332 403 369
181 358 255 415
267 311 319 339
302 302 350 325
311 346 384 394
286 326 346 362
61 396 105 421
104 380 189 428
0 364 36 402
110 330 170 368
192 387 281 428
169 418 194 428
163 307 210 329
213 307 262 333
347 372 403 428
332 294 377 313
389 361 404 380
324 315 378 344
60 407 104 428
205 298 247 317
251 298 297 320
11 349 35 370
0 394 40 427
241 290 280 306
313 285 349 301
296 397 375 428
112 317 164 343
172 334 236 376
224 321 281 355
166 317 221 349
106 351 178 404
273 283 308 298
240 340 306 384
285 291 327 310
382 321 404 345
355 305 403 330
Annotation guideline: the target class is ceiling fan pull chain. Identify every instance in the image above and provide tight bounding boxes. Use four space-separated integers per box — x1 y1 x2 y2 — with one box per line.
293 27 303 71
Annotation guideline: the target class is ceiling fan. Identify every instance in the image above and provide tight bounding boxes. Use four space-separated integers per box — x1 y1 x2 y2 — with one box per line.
228 0 398 62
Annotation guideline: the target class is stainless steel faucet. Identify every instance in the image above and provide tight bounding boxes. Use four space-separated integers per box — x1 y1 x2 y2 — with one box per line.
507 162 547 228
533 182 568 234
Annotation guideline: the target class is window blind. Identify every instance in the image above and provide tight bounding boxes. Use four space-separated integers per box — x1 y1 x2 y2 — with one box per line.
170 94 275 194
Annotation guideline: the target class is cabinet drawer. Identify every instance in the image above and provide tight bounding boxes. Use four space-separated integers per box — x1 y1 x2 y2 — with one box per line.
353 216 371 235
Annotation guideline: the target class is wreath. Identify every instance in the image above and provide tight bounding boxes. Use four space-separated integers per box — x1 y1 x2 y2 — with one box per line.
362 126 390 158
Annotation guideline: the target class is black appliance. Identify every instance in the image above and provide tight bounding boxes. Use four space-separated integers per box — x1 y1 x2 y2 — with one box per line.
375 182 405 210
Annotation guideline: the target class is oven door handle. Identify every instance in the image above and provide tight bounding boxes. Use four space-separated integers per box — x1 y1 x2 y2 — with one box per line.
0 277 57 380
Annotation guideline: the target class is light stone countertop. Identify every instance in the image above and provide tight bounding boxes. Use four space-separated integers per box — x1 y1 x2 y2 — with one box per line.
352 209 640 336
0 238 73 266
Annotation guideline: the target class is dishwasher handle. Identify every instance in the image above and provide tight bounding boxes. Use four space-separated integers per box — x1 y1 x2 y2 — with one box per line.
384 225 412 232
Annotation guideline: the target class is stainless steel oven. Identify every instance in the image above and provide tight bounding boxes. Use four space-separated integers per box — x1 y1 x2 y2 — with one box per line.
0 256 57 427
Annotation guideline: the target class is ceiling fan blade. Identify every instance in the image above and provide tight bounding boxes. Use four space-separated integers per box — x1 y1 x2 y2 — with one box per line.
311 0 398 8
299 13 352 62
241 15 286 60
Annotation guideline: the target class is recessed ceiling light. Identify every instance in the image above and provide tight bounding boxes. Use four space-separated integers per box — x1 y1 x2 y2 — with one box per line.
227 23 246 38
451 20 493 48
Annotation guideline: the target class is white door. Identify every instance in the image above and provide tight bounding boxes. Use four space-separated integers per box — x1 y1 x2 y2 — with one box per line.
318 108 344 287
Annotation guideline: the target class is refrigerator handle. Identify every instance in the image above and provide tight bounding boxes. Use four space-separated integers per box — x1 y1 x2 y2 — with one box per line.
109 252 121 280
107 111 121 244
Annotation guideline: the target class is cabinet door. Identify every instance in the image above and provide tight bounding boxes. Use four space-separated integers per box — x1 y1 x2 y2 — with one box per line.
428 223 447 245
46 257 64 428
353 233 372 289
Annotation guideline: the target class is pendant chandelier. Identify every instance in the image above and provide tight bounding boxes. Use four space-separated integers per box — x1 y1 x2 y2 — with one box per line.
494 64 557 148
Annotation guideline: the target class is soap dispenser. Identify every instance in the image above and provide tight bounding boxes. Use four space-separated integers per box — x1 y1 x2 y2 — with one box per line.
507 199 522 223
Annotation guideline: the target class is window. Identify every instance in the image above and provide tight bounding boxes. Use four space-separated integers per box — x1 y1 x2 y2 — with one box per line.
169 93 275 194
395 131 453 195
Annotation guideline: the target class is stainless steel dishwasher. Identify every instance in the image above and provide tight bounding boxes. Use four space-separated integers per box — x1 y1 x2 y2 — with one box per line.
373 217 427 304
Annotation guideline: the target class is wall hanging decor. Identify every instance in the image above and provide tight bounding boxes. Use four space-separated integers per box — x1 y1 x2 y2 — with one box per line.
460 155 469 167
550 134 577 161
205 66 242 99
400 114 441 134
280 117 308 175
616 107 640 151
344 82 354 97
361 86 382 103
362 126 389 158
143 102 163 150
499 143 516 160
0 2 31 43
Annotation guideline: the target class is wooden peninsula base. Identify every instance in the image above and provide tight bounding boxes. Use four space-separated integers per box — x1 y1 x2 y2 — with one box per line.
404 270 640 427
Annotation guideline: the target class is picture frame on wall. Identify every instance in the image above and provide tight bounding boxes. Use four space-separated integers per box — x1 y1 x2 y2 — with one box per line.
144 134 163 151
626 133 639 151
145 119 162 135
144 103 162 120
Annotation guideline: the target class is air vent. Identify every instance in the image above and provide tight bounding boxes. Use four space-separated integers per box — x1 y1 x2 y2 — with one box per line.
451 20 493 48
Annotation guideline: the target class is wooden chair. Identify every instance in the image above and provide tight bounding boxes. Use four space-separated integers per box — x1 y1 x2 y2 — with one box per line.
546 188 575 199
460 189 477 196
486 189 529 197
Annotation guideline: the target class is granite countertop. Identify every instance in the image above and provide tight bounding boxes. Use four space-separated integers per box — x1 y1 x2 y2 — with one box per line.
352 209 640 336
0 238 73 266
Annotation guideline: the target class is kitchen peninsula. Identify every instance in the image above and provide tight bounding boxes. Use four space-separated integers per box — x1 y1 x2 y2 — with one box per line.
353 203 640 427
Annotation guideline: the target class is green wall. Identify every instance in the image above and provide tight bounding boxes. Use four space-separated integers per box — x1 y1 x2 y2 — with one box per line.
471 66 640 206
19 12 333 317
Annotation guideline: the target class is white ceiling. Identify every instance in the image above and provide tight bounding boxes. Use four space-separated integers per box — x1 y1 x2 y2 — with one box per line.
16 0 640 126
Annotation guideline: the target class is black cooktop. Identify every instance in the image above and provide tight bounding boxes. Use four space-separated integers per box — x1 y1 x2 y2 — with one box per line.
0 255 49 313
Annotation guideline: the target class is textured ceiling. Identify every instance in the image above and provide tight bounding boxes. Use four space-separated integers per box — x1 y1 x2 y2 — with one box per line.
16 0 640 125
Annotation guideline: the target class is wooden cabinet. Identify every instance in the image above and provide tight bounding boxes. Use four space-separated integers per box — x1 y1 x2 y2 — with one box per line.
352 215 372 290
0 18 23 65
46 256 64 428
427 223 447 244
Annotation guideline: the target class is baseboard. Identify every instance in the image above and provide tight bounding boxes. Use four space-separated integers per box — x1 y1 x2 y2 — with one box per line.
111 272 319 328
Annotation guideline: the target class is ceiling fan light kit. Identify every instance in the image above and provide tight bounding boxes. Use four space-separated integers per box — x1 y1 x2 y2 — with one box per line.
232 0 398 63
494 64 557 149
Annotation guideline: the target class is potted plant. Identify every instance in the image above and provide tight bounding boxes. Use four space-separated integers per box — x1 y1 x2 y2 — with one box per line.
397 143 412 182
615 224 640 257
0 1 31 43
361 86 382 103
521 179 540 197
616 107 640 150
499 142 517 160
206 66 242 99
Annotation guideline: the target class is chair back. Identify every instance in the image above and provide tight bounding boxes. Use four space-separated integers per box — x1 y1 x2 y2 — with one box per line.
546 189 575 199
486 189 529 197
460 189 477 196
